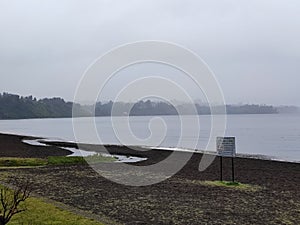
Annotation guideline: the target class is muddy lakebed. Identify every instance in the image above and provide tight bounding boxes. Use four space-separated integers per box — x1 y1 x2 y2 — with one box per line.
0 133 300 224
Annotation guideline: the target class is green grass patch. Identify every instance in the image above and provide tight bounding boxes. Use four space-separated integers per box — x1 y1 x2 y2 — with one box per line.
84 154 117 164
0 154 116 168
0 188 104 225
48 154 116 165
9 197 104 225
200 180 263 191
47 156 87 165
182 179 263 192
0 157 47 167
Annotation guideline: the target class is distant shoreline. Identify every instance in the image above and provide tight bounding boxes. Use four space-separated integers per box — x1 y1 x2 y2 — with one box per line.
0 111 281 120
0 112 293 121
0 92 284 120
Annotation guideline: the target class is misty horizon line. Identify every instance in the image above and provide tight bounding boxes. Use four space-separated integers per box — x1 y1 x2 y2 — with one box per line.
1 92 299 108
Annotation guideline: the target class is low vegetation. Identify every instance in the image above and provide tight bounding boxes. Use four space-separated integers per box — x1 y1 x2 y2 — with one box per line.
0 185 103 225
9 197 104 225
0 158 47 167
0 155 116 168
199 180 263 191
48 155 116 165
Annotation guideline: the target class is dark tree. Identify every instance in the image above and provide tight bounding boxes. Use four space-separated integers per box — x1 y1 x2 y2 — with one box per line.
0 182 31 225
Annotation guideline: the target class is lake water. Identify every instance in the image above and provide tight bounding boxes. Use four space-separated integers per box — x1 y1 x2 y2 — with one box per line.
0 114 300 162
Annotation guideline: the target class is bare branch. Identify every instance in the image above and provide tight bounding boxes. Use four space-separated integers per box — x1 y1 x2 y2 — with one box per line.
0 180 31 225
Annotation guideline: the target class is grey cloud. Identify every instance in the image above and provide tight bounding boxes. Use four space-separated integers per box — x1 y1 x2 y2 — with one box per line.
0 0 299 105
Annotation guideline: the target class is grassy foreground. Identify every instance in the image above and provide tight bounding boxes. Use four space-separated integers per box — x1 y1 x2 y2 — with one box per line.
0 155 116 168
8 196 104 225
0 184 104 225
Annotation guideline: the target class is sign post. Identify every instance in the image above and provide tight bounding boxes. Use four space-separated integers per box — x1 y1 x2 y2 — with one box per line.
220 156 223 181
231 156 235 182
217 137 236 182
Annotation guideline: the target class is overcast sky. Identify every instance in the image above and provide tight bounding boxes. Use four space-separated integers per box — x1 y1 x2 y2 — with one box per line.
0 0 299 106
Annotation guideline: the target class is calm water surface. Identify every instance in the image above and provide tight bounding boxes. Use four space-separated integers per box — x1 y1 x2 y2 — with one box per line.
0 114 299 162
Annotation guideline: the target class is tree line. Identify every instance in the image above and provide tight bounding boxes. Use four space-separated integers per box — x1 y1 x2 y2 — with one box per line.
0 92 278 119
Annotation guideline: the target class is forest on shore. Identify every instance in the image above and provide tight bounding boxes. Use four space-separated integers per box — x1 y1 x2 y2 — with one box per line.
0 92 283 119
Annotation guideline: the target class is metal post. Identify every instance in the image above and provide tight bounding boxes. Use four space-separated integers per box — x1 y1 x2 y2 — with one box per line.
231 157 235 182
220 156 223 181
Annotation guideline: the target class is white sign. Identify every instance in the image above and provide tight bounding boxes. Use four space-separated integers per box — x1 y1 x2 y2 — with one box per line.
217 137 236 157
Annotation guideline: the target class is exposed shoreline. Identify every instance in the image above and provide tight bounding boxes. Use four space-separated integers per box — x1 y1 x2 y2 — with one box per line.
0 132 72 158
0 132 300 224
0 131 298 164
0 134 300 225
